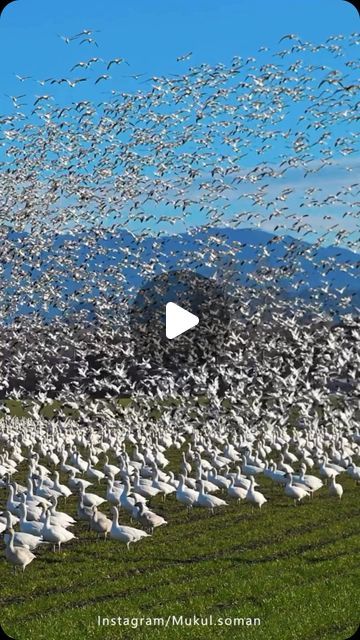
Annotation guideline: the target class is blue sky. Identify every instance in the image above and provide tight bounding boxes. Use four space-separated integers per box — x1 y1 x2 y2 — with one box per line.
0 0 358 104
0 0 358 250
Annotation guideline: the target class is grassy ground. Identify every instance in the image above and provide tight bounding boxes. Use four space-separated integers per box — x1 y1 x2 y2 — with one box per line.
0 445 359 640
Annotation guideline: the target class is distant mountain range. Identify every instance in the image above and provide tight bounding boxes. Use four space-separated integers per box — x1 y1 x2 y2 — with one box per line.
3 227 360 319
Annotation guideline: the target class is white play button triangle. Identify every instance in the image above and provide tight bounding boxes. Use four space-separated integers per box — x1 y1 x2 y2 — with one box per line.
166 302 199 340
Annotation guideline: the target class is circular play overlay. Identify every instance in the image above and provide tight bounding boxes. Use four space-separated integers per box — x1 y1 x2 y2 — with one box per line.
129 270 231 372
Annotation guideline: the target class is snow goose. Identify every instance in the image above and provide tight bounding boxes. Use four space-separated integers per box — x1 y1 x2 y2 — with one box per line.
133 502 167 533
346 463 360 482
319 458 339 481
195 479 228 514
60 451 79 476
86 460 106 484
231 466 256 489
180 452 192 475
175 474 199 511
241 456 264 477
133 470 160 499
151 467 176 497
42 509 76 551
106 477 124 504
90 505 112 539
207 468 231 490
79 486 106 508
283 443 298 464
119 478 147 514
19 503 44 537
73 451 88 474
52 471 72 499
328 476 343 499
245 476 267 510
277 454 294 474
264 461 286 485
45 497 76 528
322 453 345 474
6 484 22 516
68 470 93 492
227 477 247 502
110 507 149 549
34 476 62 502
77 494 93 522
284 474 310 505
3 511 46 551
293 465 323 493
5 529 36 573
103 455 121 478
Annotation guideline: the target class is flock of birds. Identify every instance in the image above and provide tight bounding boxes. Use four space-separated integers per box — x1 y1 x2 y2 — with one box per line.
0 30 359 574
1 409 359 573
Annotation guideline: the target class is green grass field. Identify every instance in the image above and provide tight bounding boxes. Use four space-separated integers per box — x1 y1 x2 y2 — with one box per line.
1 445 359 640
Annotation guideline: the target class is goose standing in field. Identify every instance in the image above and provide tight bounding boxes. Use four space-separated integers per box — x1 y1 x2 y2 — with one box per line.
41 508 76 552
346 462 360 483
86 460 106 484
277 454 295 474
42 497 76 528
245 476 267 510
133 470 160 499
110 506 150 549
207 468 231 490
52 471 72 499
241 455 264 477
283 443 298 464
106 476 124 504
19 503 44 537
175 474 199 512
284 473 310 505
79 485 106 508
133 502 167 533
328 476 343 499
227 476 247 502
151 466 176 497
195 479 228 514
103 455 121 478
230 466 256 489
119 477 147 514
90 505 112 539
264 461 287 485
180 452 192 475
293 464 323 494
77 493 93 522
60 451 79 476
3 511 47 550
319 458 339 482
68 470 93 492
5 529 36 573
6 484 22 516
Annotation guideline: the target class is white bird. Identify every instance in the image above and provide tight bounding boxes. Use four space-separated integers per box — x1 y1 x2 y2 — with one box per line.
175 474 199 511
328 476 343 499
52 471 72 499
195 479 228 513
227 477 247 502
86 460 106 484
245 476 267 509
5 529 36 573
133 502 167 533
90 505 112 539
284 474 310 505
3 511 46 550
18 503 44 537
41 509 76 552
110 507 150 548
79 486 106 508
